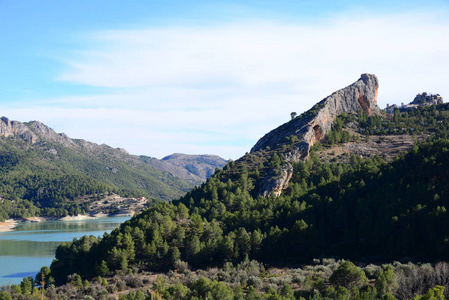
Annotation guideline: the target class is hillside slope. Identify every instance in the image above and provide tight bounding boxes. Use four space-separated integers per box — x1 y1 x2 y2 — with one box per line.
48 74 449 286
0 117 225 219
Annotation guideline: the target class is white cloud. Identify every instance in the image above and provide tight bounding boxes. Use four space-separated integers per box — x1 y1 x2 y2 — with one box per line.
5 10 449 159
59 13 449 96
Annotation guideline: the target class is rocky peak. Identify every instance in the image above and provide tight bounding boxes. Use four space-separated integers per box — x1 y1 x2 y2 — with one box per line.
411 92 443 105
1 117 10 126
0 116 39 143
0 117 77 148
251 73 380 197
28 121 53 135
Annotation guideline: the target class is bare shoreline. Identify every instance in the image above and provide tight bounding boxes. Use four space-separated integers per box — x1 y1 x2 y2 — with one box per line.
0 212 133 232
0 219 19 232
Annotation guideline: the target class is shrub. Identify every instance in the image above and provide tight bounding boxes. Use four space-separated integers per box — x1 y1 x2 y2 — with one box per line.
247 276 263 290
173 260 190 274
329 261 368 289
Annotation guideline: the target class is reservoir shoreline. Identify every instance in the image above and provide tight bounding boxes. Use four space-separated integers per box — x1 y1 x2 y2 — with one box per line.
0 215 131 286
0 212 134 232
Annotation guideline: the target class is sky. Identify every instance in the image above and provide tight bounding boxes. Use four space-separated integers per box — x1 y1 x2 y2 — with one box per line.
1 1 449 159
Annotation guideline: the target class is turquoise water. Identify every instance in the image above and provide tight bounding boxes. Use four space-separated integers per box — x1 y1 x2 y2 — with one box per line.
0 217 129 286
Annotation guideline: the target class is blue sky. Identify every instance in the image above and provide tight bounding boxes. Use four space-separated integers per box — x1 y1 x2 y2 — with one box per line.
1 1 449 159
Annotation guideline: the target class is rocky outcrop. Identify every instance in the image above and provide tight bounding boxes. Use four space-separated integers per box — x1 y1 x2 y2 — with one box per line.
251 74 380 197
1 117 39 144
0 117 77 147
411 92 443 105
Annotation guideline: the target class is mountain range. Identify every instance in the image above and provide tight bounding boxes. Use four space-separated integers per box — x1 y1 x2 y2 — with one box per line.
0 117 226 219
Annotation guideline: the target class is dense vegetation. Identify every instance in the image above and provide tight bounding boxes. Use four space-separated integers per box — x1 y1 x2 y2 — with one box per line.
3 104 449 299
0 173 120 221
0 144 138 220
322 103 449 147
35 136 448 298
5 256 449 299
0 133 193 220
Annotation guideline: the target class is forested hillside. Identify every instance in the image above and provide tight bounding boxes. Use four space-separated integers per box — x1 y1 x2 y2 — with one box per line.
0 118 225 220
48 138 449 275
27 101 449 299
0 136 189 220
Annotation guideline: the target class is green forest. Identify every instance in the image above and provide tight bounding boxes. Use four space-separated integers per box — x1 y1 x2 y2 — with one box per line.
40 134 449 299
0 133 193 220
322 103 449 147
2 104 449 299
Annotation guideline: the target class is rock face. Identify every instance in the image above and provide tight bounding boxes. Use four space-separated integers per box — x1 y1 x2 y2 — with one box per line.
411 92 443 105
0 117 37 143
0 117 78 147
251 73 380 197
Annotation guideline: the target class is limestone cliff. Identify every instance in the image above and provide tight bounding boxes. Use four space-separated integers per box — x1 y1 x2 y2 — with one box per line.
251 73 380 197
0 117 78 147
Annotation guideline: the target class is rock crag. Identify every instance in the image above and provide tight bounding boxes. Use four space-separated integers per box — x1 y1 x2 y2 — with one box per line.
0 117 77 147
251 73 380 197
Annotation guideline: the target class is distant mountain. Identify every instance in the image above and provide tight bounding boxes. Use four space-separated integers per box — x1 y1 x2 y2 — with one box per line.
0 117 226 219
140 153 228 186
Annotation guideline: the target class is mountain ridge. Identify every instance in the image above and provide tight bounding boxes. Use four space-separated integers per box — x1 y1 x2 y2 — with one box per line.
250 73 380 196
0 116 226 219
140 153 227 186
0 116 226 186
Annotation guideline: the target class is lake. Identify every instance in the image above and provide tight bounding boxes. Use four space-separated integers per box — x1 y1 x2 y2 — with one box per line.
0 217 130 287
